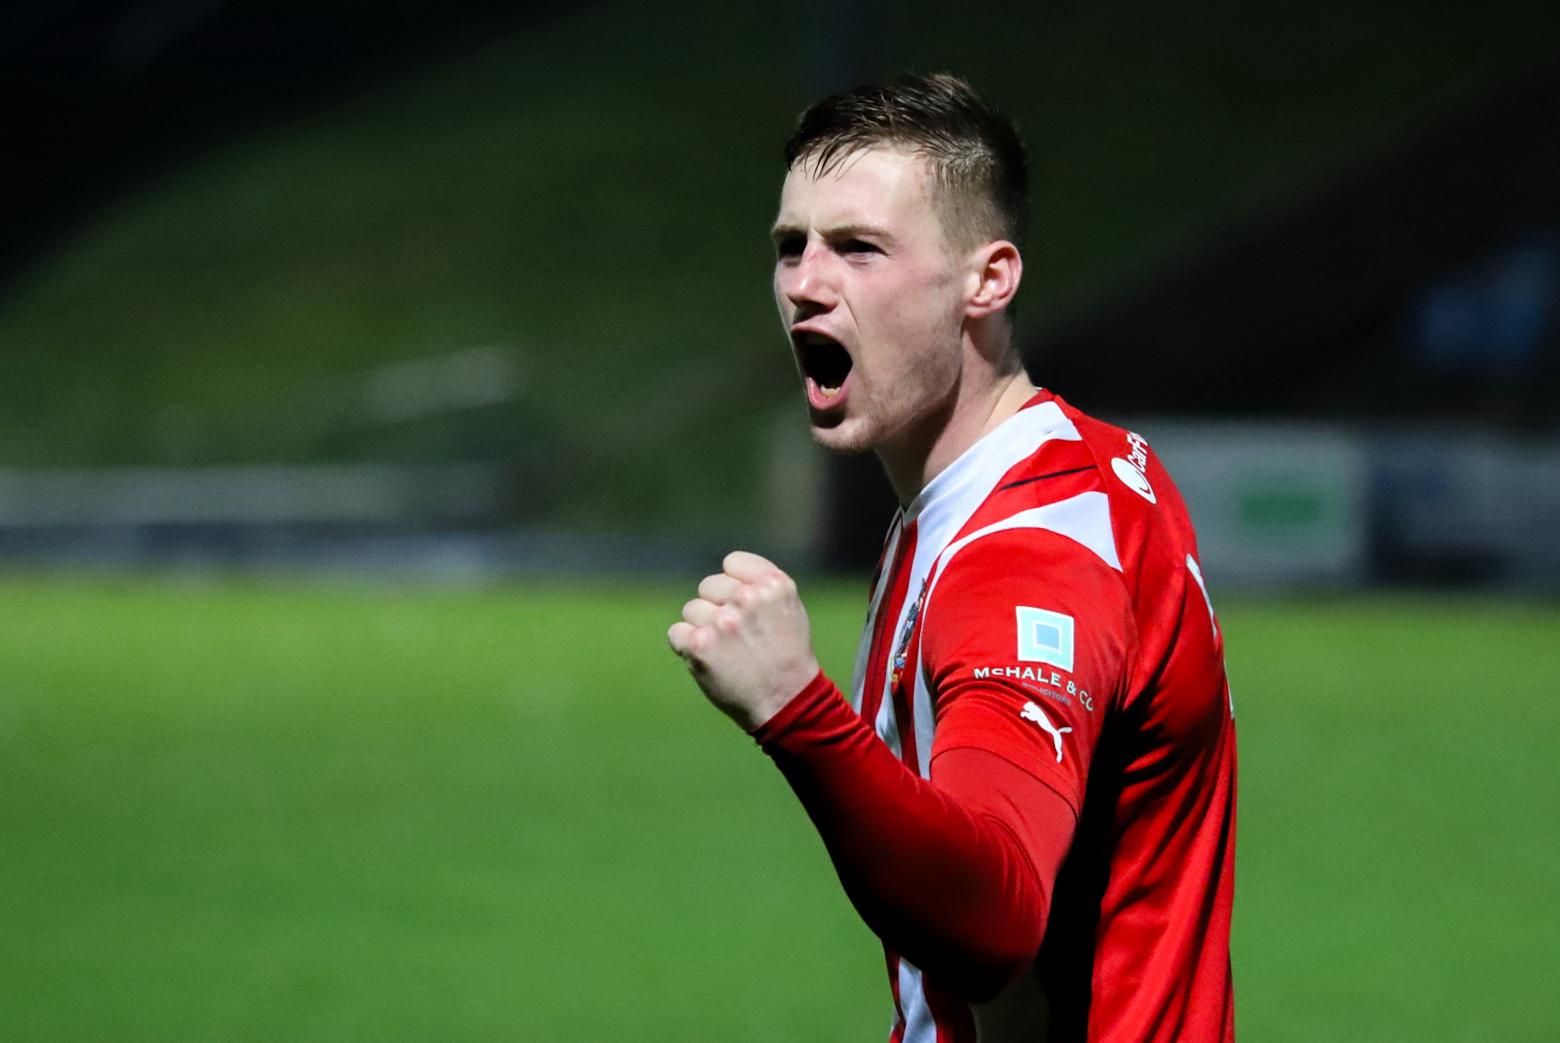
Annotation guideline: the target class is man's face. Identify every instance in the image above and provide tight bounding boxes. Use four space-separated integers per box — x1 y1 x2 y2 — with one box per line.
771 147 970 457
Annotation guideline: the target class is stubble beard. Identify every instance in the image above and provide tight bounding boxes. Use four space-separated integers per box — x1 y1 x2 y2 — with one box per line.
805 385 938 462
807 414 878 456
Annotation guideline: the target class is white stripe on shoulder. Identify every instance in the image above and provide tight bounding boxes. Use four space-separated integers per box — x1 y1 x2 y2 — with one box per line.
931 490 1122 597
881 401 1087 773
907 491 1121 789
904 401 1083 648
905 398 1079 532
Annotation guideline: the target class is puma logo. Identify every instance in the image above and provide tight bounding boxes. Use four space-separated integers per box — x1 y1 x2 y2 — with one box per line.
1021 701 1072 763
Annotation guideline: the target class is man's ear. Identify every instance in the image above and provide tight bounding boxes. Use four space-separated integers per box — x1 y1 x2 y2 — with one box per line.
965 240 1022 319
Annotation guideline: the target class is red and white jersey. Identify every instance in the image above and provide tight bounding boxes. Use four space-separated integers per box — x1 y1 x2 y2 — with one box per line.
853 389 1237 1042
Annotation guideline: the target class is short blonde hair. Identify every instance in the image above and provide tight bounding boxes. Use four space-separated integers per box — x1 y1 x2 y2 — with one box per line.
784 72 1029 255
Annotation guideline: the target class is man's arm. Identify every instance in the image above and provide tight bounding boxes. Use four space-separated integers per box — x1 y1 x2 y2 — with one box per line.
754 672 1075 1001
669 551 1077 1001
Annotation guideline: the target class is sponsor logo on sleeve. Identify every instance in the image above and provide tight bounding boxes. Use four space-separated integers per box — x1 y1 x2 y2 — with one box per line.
1021 700 1072 762
1015 606 1074 671
967 606 1094 712
1110 431 1156 503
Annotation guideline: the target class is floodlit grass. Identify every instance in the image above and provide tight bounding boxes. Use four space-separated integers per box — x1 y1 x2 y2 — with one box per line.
1 577 1557 1039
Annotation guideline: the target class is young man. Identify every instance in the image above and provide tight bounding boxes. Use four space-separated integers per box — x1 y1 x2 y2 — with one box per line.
668 74 1236 1042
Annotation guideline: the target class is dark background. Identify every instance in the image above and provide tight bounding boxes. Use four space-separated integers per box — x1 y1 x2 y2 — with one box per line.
5 0 1558 578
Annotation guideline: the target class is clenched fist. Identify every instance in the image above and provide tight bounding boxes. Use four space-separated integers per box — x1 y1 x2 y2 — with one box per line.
667 551 821 732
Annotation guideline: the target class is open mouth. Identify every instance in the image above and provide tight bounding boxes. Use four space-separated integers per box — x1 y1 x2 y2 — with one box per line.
793 330 853 398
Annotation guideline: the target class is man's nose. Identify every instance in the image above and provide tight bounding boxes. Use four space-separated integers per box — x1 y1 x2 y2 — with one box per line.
778 244 837 311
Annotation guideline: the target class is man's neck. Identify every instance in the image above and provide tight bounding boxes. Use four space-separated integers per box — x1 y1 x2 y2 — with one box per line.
880 368 1037 507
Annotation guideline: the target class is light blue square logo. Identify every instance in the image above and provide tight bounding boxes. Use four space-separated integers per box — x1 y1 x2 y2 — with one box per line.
1015 606 1074 672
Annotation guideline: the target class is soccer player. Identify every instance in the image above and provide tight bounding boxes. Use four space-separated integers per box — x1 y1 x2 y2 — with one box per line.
667 73 1236 1042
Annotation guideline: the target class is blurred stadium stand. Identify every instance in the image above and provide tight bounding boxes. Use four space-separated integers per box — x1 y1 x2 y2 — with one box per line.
4 2 1557 588
3 0 540 290
1031 76 1560 424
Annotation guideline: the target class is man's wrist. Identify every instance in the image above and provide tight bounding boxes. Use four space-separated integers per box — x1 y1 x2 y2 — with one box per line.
748 668 836 739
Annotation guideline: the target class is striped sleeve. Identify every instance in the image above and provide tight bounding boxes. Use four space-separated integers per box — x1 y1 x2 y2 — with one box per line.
921 527 1135 812
754 672 1074 1001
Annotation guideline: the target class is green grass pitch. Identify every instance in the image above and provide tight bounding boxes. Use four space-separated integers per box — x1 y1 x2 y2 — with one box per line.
1 577 1556 1039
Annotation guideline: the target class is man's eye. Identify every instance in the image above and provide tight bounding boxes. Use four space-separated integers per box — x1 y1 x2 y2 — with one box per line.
844 239 881 255
775 237 805 260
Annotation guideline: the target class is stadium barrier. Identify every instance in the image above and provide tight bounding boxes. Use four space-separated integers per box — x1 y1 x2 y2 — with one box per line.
1113 421 1560 591
2 423 1558 590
